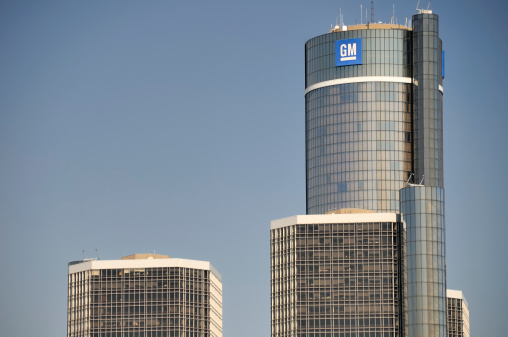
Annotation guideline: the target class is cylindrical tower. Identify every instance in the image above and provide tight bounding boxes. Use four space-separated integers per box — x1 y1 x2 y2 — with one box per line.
412 12 444 187
305 24 414 214
400 11 447 337
400 185 447 337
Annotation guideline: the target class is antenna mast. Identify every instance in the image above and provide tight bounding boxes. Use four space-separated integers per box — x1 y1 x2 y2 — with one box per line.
371 1 374 23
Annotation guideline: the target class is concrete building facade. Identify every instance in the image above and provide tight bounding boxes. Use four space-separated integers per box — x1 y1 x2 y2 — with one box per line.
68 254 222 337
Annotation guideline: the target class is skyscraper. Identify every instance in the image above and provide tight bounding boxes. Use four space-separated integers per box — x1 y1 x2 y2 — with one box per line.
271 213 406 337
68 254 222 337
271 8 450 337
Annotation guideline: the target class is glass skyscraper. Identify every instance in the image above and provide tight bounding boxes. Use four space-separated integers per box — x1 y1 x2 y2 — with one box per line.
305 24 413 215
271 9 451 337
68 254 222 337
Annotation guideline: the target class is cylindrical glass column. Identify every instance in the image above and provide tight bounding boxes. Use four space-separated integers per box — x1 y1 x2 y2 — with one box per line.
400 185 447 337
412 13 444 187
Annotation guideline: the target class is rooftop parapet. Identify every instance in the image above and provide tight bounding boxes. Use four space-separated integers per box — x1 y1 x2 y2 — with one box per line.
329 23 411 33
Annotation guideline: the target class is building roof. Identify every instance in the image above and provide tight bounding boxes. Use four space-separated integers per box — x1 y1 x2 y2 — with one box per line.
447 289 469 307
329 23 412 33
68 256 221 281
271 213 401 230
121 253 170 260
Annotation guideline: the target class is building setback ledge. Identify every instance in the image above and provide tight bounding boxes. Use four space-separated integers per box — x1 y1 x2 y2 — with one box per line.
271 213 401 230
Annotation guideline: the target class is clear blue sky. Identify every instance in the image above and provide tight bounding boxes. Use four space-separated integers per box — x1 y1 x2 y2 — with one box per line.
1 1 507 336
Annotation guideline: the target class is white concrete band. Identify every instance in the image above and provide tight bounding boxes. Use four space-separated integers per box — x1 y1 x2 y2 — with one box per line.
271 213 401 230
68 258 221 280
305 76 444 95
305 76 413 95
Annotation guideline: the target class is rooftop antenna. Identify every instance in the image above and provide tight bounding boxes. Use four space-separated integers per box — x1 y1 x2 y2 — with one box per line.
371 1 374 23
416 0 421 12
360 4 362 25
419 175 425 185
392 3 395 24
95 249 101 260
331 15 340 31
427 1 431 10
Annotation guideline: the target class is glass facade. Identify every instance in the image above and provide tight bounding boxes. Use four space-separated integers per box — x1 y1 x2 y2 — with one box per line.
305 29 412 88
305 27 414 215
412 14 444 188
271 217 406 337
400 186 446 337
68 260 222 337
306 82 412 214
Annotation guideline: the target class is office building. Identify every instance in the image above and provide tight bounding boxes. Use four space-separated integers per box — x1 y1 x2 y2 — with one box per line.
271 213 406 337
447 290 470 337
271 8 452 337
68 254 222 337
305 13 443 215
305 22 414 215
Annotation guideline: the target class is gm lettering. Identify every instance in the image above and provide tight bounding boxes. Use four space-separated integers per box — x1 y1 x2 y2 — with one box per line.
335 38 362 66
340 43 357 60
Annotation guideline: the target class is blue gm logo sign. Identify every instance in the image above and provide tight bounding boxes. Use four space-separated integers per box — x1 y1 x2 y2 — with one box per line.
335 38 362 66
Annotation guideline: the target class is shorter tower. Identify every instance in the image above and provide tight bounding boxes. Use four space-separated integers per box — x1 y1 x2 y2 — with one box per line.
271 212 406 337
68 254 222 337
447 289 470 337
